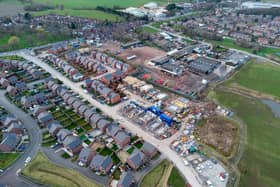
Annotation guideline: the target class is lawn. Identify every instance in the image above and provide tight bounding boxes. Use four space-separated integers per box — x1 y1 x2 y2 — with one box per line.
22 152 101 187
0 153 20 169
209 90 280 187
140 159 171 187
225 60 280 99
99 147 113 156
33 9 123 21
141 26 159 34
167 167 186 187
126 146 135 154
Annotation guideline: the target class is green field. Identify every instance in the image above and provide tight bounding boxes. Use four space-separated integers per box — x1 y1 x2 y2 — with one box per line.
211 38 280 58
167 167 186 187
22 152 101 187
225 60 280 99
33 9 124 21
32 0 179 9
209 90 280 187
0 153 20 169
141 26 159 34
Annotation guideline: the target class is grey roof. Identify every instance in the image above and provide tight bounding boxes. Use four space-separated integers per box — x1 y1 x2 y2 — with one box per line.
47 121 62 134
100 156 112 170
142 142 156 155
78 105 89 115
97 119 110 130
128 150 145 168
90 114 104 126
21 95 35 105
90 154 104 169
63 135 81 149
37 112 53 123
78 148 95 163
106 123 121 137
73 100 83 110
67 96 78 106
118 171 133 187
3 114 18 127
56 128 72 143
84 108 96 121
114 131 129 144
0 133 19 150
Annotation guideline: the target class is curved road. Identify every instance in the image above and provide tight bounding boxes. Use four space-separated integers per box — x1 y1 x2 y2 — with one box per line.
0 91 42 187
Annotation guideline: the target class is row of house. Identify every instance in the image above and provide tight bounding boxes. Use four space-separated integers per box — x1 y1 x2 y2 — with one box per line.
65 52 108 75
85 79 121 104
0 58 43 80
45 55 83 82
0 112 25 152
91 51 132 73
46 80 130 148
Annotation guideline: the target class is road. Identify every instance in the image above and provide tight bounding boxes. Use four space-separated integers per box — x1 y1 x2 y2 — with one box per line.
18 51 203 187
0 90 42 187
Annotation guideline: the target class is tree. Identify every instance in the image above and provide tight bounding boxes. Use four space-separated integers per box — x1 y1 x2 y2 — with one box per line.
8 36 20 49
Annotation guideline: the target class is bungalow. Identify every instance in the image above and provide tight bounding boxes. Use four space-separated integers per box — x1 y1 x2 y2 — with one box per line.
141 142 157 158
96 119 111 132
47 121 63 137
89 154 113 174
106 123 121 137
0 133 19 152
78 147 96 166
117 171 134 187
7 85 17 96
126 150 146 170
37 112 53 126
56 128 72 144
113 131 130 148
0 78 9 88
63 135 83 155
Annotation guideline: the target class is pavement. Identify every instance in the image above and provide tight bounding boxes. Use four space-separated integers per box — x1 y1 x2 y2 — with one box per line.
0 90 42 187
18 51 204 187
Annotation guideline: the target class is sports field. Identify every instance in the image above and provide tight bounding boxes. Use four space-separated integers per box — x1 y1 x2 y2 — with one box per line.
225 60 280 99
22 152 101 187
209 90 280 187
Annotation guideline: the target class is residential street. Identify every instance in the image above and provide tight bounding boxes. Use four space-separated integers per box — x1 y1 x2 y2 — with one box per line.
18 51 203 187
0 90 42 187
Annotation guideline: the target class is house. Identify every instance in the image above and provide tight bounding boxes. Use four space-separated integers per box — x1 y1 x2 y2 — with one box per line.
106 123 121 137
37 112 53 126
56 128 72 143
0 133 19 152
117 171 134 187
73 100 83 112
62 92 72 102
33 106 46 118
6 85 17 96
7 75 17 85
21 96 35 108
96 119 111 132
0 78 9 88
34 92 46 104
30 69 42 79
67 96 78 107
63 135 83 155
108 92 121 104
126 150 146 170
113 131 130 148
15 81 27 92
6 122 24 136
84 108 96 122
78 105 89 116
89 154 113 174
89 114 105 128
2 115 18 127
141 142 157 157
47 121 63 136
78 147 96 166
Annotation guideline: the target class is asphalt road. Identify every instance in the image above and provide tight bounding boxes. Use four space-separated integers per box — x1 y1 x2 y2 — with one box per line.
0 90 42 187
18 52 203 187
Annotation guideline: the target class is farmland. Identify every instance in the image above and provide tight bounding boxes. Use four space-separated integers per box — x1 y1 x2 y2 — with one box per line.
225 60 280 100
209 89 280 187
21 152 101 187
